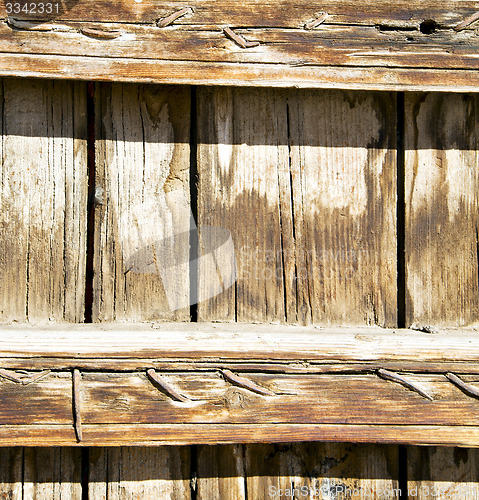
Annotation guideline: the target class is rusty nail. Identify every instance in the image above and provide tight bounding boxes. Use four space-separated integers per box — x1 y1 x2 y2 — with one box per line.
304 12 328 30
377 368 434 401
73 369 82 442
157 7 193 28
446 373 479 398
81 27 121 39
222 369 275 396
454 11 479 31
223 27 260 49
147 369 191 403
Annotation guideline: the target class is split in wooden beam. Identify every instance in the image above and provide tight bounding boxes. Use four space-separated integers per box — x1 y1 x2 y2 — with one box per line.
72 369 82 442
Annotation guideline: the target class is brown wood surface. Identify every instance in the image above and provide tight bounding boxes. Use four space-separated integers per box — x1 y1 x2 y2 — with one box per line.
93 83 191 321
89 447 191 499
0 78 87 323
1 2 479 89
405 93 479 327
408 447 479 499
197 88 396 325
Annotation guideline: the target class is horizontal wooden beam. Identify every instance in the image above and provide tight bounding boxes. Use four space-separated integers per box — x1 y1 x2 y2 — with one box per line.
1 1 479 89
0 323 478 446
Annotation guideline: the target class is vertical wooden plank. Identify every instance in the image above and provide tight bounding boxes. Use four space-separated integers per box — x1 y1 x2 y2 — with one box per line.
405 93 479 327
0 78 88 323
0 448 22 499
89 447 191 500
196 87 398 498
197 88 397 326
93 83 191 322
408 447 479 499
23 448 82 499
197 445 246 500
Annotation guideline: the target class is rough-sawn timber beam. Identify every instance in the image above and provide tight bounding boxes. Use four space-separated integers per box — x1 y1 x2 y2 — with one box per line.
0 323 479 446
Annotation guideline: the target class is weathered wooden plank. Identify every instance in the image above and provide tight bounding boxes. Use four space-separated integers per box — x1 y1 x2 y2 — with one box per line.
23 448 82 500
93 83 191 321
245 443 398 499
89 447 191 499
0 0 478 28
2 423 479 447
405 93 479 327
2 24 479 70
4 54 479 92
0 78 87 322
408 447 479 499
197 445 246 500
197 88 396 325
0 448 22 499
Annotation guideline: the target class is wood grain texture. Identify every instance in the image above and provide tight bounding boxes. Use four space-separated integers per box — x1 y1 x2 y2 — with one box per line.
1 2 479 89
405 93 479 327
0 78 87 323
246 443 398 500
89 447 191 499
93 83 191 321
408 447 479 499
197 88 396 325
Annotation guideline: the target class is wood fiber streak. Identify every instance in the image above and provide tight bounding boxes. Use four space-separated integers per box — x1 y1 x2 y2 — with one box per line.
405 93 479 326
197 88 396 325
408 447 479 499
0 78 87 322
88 447 191 499
93 83 191 321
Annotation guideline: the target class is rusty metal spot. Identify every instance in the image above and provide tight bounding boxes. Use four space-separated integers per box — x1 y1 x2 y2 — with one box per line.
377 368 434 401
223 27 260 49
304 13 328 30
157 7 193 28
222 369 275 396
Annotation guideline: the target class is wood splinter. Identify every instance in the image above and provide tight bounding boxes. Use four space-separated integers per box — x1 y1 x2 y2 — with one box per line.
446 373 479 398
221 369 276 396
0 368 50 385
377 368 434 401
454 11 479 31
73 369 82 442
147 369 191 403
223 27 260 49
304 13 328 30
157 7 193 28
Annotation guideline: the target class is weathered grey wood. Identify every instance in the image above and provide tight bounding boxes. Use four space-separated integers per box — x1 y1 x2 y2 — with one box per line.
408 447 479 499
93 83 191 321
197 88 396 325
23 448 82 500
246 443 398 499
405 93 479 327
0 78 87 322
89 447 191 499
0 448 22 499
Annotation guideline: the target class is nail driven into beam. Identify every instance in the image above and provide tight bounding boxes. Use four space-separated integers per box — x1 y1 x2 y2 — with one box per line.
304 12 328 30
377 368 434 401
454 11 479 31
73 369 83 442
223 27 260 49
147 369 191 403
81 27 121 39
0 369 50 385
157 7 193 27
221 369 276 396
446 373 479 398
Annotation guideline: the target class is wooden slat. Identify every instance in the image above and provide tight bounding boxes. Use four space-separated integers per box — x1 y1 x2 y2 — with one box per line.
408 447 479 499
245 443 398 499
0 448 22 499
1 1 479 88
1 0 477 27
197 88 396 325
405 93 479 327
89 447 191 499
0 78 87 322
23 448 82 500
93 83 191 321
